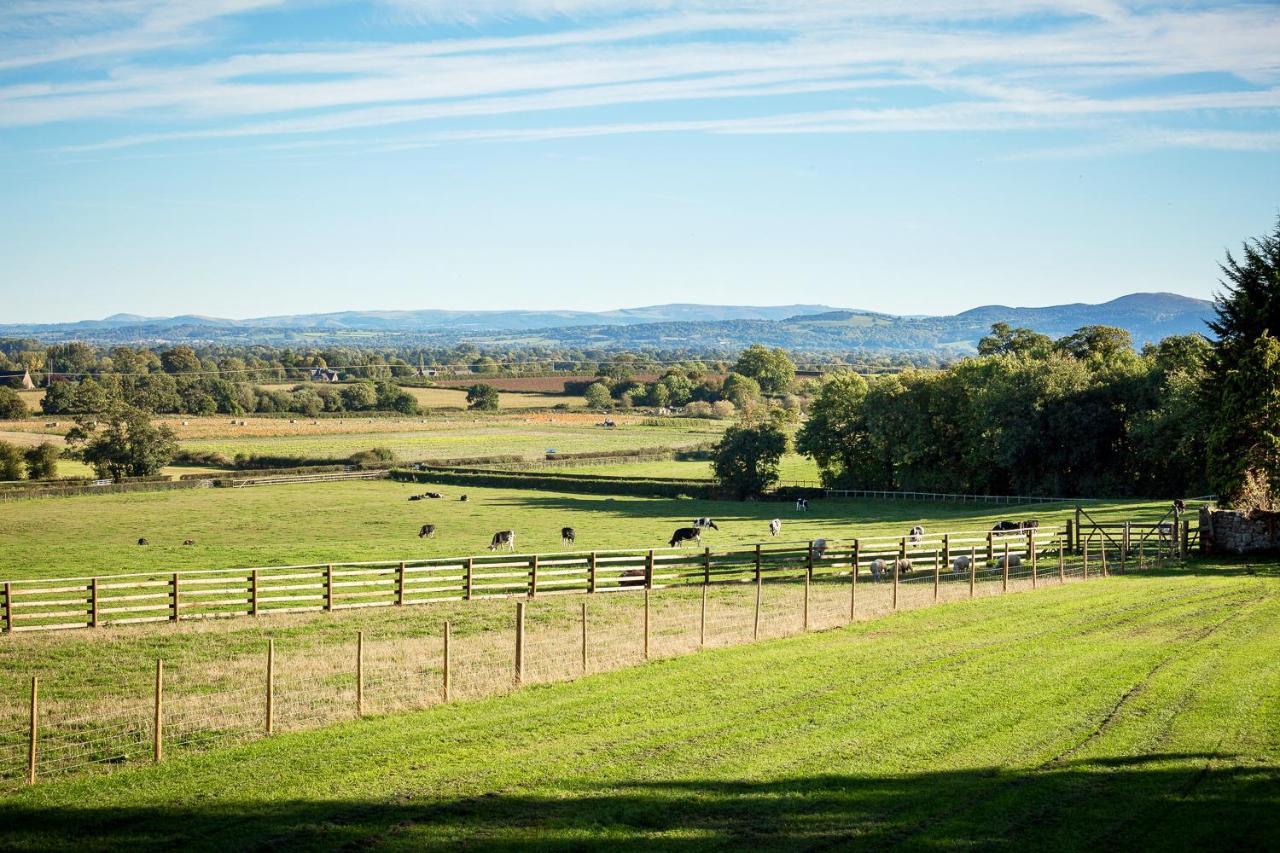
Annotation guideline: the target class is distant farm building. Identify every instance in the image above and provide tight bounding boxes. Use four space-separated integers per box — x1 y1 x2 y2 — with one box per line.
310 368 340 383
0 369 35 390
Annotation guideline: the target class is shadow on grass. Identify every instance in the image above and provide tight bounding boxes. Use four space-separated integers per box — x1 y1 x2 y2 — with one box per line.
3 755 1277 852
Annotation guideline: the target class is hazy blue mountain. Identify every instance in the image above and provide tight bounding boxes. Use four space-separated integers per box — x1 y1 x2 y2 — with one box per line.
0 294 1214 351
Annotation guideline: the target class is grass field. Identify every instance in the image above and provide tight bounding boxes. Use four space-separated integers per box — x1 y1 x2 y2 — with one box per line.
1 566 1275 850
0 481 1166 582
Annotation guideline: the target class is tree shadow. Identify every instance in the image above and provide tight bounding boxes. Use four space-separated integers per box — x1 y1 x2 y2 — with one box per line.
3 754 1277 852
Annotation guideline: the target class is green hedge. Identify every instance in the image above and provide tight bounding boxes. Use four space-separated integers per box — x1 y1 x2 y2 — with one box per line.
392 468 719 499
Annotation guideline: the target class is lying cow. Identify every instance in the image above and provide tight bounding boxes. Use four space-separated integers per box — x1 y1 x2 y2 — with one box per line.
419 524 436 539
669 527 701 548
489 530 516 551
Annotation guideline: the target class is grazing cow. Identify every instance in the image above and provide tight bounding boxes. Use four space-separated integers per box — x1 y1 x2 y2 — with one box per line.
869 558 887 581
419 524 436 539
489 530 516 551
769 518 781 537
894 557 914 575
811 538 828 560
952 554 971 574
1021 519 1040 530
996 554 1022 571
182 539 195 546
460 495 469 502
795 498 809 512
562 527 576 546
991 520 1020 534
692 517 719 531
908 526 924 545
137 538 149 546
669 527 701 548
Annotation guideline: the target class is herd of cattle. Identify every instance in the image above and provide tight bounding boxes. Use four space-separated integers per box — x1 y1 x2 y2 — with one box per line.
404 489 1046 578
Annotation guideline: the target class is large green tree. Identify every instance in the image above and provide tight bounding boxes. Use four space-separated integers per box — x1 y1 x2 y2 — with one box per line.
67 405 179 480
466 383 500 412
732 344 796 396
712 421 788 499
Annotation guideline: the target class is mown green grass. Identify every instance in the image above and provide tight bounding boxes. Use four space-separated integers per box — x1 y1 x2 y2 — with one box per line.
0 481 1164 582
2 568 1276 851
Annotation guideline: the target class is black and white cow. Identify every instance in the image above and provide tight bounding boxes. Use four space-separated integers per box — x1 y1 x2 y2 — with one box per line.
419 524 436 539
769 518 781 537
489 530 516 551
562 527 576 546
908 526 925 545
693 517 719 531
669 527 701 548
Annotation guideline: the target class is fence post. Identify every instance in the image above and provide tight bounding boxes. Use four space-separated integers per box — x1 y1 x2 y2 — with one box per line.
3 581 12 634
1059 536 1065 582
1102 541 1109 578
581 596 588 671
899 536 907 563
514 601 525 686
153 659 164 763
1066 518 1074 554
170 572 180 622
265 638 275 736
850 539 859 621
942 534 951 576
643 588 651 660
1002 541 1009 593
969 546 976 598
251 569 259 616
1083 538 1089 580
1075 506 1082 553
27 676 37 785
356 631 365 717
588 552 597 593
90 577 99 628
325 564 334 611
753 570 762 640
803 564 811 632
465 557 474 600
396 562 405 606
703 547 711 585
1031 530 1038 588
1182 519 1190 560
1123 521 1131 565
986 531 994 564
892 556 899 611
699 585 707 649
529 554 539 598
645 550 655 590
443 621 452 701
933 549 940 602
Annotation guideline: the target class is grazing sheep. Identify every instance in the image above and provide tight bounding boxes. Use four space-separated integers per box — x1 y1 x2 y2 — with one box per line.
669 527 701 548
769 518 781 537
489 530 516 551
419 524 436 539
182 539 195 546
894 557 914 575
952 554 971 574
811 538 828 560
995 554 1022 571
908 526 924 544
869 558 887 581
137 538 149 546
562 527 576 546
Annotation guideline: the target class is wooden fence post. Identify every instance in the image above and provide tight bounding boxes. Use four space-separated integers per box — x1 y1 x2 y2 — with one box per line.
27 676 37 785
932 549 940 602
1066 518 1074 555
803 564 810 632
529 554 539 598
90 577 99 628
892 556 899 610
325 564 334 611
1030 531 1037 589
170 572 180 622
1059 536 1065 582
1181 519 1190 560
699 585 707 649
153 659 164 763
443 620 452 701
4 582 12 634
396 562 405 606
986 531 994 564
1083 538 1089 580
251 569 259 616
265 638 275 736
643 588 651 660
1075 506 1082 553
753 570 762 640
581 603 588 672
1002 541 1009 593
465 557 474 600
645 550 655 590
514 601 525 686
969 546 976 598
356 631 364 717
942 533 951 576
849 539 859 621
588 552 597 593
1123 521 1131 564
703 547 711 585
1102 540 1109 577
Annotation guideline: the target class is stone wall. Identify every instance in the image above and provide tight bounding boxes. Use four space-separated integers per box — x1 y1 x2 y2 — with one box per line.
1200 506 1280 555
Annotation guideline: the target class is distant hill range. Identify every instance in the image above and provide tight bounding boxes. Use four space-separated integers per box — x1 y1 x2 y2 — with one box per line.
0 293 1215 352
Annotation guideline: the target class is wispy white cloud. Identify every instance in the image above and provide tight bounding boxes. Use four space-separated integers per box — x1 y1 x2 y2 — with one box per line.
1 1 1277 155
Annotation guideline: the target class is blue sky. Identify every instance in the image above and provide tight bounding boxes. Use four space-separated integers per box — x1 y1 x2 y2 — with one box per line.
1 1 1278 323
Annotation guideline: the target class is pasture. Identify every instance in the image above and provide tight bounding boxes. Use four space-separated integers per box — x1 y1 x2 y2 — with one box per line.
0 479 1163 581
1 566 1276 850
